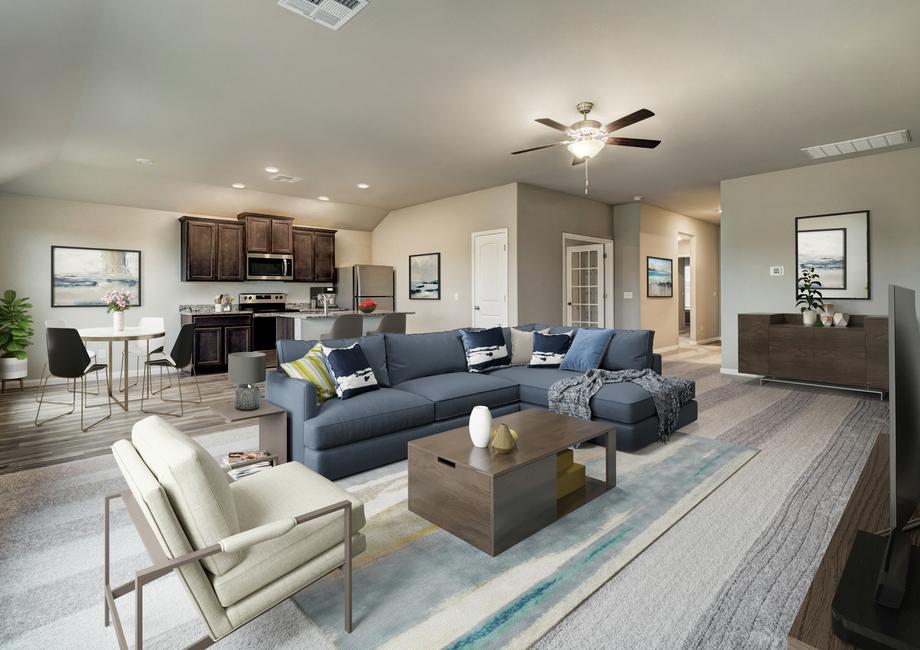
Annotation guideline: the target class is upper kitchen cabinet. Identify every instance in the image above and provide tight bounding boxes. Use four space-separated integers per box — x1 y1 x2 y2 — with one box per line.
238 212 293 254
180 217 245 282
292 226 337 282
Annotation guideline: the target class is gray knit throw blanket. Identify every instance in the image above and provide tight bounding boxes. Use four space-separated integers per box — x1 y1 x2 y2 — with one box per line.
548 369 694 442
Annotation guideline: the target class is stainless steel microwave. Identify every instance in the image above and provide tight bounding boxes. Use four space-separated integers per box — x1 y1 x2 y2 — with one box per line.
246 253 294 281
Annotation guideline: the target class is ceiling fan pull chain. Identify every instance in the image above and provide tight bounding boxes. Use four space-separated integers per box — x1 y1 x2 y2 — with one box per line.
585 157 589 195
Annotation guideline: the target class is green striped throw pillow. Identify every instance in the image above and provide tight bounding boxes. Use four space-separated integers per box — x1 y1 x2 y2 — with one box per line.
280 344 336 403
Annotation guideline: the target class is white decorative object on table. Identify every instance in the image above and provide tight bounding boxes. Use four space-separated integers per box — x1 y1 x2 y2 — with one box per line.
802 309 817 327
112 311 124 332
823 303 835 317
820 313 833 327
833 312 850 327
102 288 133 333
468 405 492 448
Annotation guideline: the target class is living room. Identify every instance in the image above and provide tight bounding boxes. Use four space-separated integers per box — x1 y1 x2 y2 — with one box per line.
2 2 920 649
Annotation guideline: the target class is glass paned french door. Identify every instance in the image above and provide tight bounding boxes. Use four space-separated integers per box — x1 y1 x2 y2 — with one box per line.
565 244 606 328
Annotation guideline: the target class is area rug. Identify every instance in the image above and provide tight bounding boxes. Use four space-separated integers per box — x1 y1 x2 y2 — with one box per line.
294 433 757 649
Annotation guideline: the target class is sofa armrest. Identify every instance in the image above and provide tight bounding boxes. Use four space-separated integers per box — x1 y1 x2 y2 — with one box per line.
265 370 318 465
651 353 662 375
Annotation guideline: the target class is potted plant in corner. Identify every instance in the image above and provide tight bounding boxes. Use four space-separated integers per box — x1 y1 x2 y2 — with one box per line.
796 268 825 327
0 290 34 392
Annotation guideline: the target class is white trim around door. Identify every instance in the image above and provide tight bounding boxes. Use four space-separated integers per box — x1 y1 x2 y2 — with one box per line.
561 233 614 328
471 228 509 328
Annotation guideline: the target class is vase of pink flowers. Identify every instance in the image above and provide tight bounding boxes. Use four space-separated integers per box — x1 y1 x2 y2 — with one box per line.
102 289 134 332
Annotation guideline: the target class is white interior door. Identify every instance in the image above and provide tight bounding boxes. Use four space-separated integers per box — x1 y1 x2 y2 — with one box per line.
471 229 508 328
565 244 606 327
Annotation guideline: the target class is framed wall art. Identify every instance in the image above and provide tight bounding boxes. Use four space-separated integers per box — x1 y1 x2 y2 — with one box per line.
795 211 869 300
409 252 441 300
51 246 142 307
646 256 673 298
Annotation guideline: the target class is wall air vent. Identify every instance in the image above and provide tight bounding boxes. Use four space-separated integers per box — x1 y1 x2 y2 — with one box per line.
277 0 368 31
270 173 303 183
802 129 911 160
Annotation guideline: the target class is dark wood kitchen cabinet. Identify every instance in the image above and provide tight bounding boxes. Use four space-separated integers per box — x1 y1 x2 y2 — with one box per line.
180 313 252 374
179 217 245 282
238 212 293 254
292 226 337 282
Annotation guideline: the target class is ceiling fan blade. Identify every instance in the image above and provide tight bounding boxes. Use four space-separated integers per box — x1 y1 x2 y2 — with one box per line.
535 118 570 133
602 108 655 133
572 157 585 166
510 142 564 155
606 137 661 148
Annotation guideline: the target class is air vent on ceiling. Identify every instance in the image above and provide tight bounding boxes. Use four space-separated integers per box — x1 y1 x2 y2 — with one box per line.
277 0 368 31
802 129 911 160
270 173 303 183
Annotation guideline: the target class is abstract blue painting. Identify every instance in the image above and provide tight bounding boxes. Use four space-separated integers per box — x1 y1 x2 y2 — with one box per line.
51 246 141 307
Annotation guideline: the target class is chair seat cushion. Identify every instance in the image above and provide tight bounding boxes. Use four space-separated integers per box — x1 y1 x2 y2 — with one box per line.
394 372 519 421
213 462 365 607
303 387 434 450
489 367 656 424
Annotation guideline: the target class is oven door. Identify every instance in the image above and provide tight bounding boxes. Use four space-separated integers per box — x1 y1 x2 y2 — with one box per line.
247 254 293 281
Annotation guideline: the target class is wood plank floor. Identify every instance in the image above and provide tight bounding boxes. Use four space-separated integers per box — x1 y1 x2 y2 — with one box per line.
0 371 258 475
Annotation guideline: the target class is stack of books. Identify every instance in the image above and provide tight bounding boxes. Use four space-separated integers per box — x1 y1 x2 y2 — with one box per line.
556 448 586 499
223 451 272 480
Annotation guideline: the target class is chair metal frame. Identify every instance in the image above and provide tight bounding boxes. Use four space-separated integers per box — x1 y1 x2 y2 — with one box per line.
139 324 200 416
103 477 354 649
34 366 112 431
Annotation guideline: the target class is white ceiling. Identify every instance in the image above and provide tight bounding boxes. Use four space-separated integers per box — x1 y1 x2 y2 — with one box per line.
2 0 919 229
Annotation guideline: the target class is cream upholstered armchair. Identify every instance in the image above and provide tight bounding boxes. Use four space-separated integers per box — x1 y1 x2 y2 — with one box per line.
107 416 366 649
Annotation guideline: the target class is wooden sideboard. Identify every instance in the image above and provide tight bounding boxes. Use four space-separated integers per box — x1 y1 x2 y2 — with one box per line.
738 313 888 393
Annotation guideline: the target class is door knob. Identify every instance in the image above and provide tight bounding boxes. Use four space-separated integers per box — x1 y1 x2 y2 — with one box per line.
474 306 480 310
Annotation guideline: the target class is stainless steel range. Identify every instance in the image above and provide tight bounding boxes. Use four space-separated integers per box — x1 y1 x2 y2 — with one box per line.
238 293 298 351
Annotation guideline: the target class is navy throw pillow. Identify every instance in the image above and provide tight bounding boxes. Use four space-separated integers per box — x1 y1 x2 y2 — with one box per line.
560 328 615 372
321 343 379 399
460 327 511 373
529 332 573 368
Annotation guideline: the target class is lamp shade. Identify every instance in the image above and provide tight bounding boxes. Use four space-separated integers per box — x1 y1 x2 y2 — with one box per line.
566 139 605 159
228 352 266 385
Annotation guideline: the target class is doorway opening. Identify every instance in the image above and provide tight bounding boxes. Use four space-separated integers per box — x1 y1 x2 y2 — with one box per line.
677 233 692 344
562 233 614 328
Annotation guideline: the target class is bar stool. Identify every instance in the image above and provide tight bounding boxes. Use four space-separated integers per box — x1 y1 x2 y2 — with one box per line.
368 312 406 335
320 314 364 341
140 323 201 416
35 328 112 431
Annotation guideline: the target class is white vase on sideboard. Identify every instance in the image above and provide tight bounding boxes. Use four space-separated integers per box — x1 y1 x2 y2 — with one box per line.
802 309 817 327
112 311 124 332
469 406 492 448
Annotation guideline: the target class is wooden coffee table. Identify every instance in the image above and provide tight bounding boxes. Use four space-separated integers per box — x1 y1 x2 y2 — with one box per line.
408 409 616 556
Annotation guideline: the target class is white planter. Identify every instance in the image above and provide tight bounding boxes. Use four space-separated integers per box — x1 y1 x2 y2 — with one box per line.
833 312 849 327
468 405 493 448
0 356 28 381
802 309 817 327
112 311 124 332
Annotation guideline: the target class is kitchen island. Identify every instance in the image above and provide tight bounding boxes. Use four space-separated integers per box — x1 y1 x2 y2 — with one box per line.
277 310 413 340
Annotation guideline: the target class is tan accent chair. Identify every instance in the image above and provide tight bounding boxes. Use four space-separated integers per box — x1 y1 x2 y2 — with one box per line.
106 416 365 649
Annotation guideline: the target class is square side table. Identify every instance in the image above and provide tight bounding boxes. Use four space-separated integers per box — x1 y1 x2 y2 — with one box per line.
208 401 288 464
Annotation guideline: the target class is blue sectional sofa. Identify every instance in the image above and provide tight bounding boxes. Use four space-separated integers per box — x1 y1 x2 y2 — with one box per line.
266 326 697 479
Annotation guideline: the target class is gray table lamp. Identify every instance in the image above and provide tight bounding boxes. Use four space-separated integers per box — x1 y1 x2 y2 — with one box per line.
228 352 266 411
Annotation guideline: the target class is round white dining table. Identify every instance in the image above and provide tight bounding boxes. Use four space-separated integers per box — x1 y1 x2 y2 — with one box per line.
77 326 166 411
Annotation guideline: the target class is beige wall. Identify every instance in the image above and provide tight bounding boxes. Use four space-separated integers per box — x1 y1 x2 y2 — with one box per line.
0 192 371 378
612 203 642 329
720 146 920 370
371 184 518 333
516 184 613 325
637 204 721 349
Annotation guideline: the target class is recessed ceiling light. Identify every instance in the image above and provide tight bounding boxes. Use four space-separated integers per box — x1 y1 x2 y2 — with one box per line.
715 207 723 214
231 182 246 189
135 158 154 165
633 195 643 201
317 195 330 201
357 183 370 189
264 165 280 174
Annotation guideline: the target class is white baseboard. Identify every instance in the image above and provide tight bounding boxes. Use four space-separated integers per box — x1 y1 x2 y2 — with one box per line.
689 336 721 345
15 366 178 390
654 345 680 353
720 367 763 379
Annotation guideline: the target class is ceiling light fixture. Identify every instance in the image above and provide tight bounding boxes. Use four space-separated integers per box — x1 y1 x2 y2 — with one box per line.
633 195 643 202
357 183 370 189
135 158 154 165
565 139 605 160
317 195 330 201
264 165 280 174
231 182 246 189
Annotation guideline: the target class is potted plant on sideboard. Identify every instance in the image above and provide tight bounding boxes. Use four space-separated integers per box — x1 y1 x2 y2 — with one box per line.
0 290 34 392
796 268 825 327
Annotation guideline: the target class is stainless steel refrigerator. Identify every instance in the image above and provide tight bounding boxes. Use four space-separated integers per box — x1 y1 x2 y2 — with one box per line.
336 265 396 311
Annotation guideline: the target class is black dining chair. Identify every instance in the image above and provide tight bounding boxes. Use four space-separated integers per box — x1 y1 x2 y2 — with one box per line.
140 323 201 416
35 328 112 431
368 312 406 335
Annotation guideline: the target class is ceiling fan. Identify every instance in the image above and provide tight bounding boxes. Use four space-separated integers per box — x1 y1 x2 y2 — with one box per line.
511 101 660 166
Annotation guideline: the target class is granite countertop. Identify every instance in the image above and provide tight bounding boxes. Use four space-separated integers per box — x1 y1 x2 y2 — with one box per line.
179 304 412 319
276 310 414 319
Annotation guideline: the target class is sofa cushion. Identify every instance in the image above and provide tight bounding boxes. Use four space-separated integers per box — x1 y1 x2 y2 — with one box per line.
320 334 390 387
530 332 573 368
303 387 434 450
385 331 468 385
322 343 379 400
394 372 519 421
602 329 655 370
509 327 535 366
213 462 365 607
279 343 336 403
489 367 656 424
460 327 510 373
131 416 241 576
560 328 614 372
